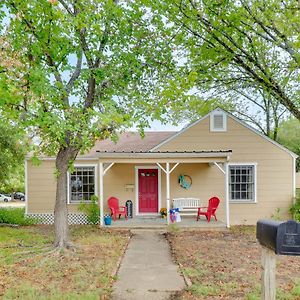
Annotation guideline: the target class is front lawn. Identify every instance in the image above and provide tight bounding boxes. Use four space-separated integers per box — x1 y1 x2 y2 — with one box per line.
0 226 130 299
168 226 300 299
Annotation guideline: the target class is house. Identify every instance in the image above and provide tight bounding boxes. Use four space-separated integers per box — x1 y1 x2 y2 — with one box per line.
25 108 297 226
296 173 300 195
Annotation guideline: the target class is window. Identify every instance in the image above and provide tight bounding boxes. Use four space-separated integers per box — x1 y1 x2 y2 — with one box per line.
210 111 227 132
69 166 96 203
229 164 256 202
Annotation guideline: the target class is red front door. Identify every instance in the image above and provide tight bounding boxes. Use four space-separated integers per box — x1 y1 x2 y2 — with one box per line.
138 169 158 213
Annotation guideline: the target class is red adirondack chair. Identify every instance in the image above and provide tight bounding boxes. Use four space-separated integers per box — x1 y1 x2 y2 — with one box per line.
108 197 128 221
197 197 220 222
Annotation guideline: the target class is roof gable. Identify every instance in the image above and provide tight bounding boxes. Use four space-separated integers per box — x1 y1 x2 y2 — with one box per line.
151 108 298 158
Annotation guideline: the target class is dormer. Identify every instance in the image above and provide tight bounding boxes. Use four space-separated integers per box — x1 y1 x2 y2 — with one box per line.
210 110 227 132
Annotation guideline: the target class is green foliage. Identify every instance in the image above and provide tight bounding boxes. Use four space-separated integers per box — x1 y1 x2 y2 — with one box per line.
188 284 220 297
290 195 300 222
247 293 260 300
0 0 176 242
147 0 300 124
0 0 175 158
78 195 99 225
271 208 282 221
0 118 26 193
278 117 300 170
0 208 37 225
292 280 300 297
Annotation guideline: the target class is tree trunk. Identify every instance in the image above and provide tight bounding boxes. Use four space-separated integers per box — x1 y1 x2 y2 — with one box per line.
54 146 79 248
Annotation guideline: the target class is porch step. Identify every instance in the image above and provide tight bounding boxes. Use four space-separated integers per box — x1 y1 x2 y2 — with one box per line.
106 218 228 231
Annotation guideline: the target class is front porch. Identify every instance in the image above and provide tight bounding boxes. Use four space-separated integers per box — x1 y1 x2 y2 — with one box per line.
105 216 227 230
98 151 232 228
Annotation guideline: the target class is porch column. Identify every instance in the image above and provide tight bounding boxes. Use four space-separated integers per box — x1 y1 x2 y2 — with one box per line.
166 162 170 225
99 162 104 226
157 162 179 225
225 162 230 228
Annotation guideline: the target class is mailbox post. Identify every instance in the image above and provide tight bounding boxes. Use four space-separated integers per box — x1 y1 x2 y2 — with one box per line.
256 220 300 300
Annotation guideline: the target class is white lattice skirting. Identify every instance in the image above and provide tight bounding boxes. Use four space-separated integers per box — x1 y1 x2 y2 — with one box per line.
26 213 90 225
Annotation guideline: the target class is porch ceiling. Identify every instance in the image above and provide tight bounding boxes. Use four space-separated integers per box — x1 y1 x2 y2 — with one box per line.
97 150 232 163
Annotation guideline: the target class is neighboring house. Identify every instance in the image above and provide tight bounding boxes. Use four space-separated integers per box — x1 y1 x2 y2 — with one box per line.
296 173 300 195
25 108 297 226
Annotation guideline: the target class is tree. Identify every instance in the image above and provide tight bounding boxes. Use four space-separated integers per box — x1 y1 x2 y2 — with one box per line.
149 0 300 123
230 88 287 141
0 118 26 193
0 0 173 248
277 117 300 170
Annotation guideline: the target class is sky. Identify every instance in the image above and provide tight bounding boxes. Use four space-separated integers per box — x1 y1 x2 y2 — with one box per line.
146 119 185 131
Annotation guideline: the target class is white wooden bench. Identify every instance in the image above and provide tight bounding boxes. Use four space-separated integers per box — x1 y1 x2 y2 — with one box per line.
172 198 201 216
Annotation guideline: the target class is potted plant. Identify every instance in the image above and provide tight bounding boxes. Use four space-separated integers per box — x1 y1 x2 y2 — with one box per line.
160 208 167 218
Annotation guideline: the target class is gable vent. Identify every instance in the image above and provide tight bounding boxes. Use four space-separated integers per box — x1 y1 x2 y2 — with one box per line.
210 112 227 132
214 115 224 129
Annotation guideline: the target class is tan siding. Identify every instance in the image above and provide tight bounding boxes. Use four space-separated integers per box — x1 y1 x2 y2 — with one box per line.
296 173 300 189
103 164 136 215
157 116 294 225
27 160 99 214
27 161 56 213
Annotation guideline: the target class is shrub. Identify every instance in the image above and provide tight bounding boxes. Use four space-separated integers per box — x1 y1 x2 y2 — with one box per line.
0 208 37 225
78 195 99 225
290 195 300 222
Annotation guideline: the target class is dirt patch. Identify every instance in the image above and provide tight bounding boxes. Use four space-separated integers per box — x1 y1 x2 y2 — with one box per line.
0 225 130 299
167 226 300 299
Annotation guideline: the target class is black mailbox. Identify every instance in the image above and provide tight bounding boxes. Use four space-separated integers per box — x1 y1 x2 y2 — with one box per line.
257 220 300 256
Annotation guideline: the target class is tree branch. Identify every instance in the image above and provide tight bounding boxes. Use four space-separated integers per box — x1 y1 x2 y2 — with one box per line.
66 50 83 93
57 0 75 16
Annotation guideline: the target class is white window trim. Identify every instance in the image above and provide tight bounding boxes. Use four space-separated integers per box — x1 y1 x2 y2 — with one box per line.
135 166 161 216
67 164 98 205
228 163 257 204
210 111 227 132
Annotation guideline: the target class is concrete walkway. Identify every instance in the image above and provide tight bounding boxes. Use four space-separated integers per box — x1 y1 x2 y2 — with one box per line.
112 230 186 300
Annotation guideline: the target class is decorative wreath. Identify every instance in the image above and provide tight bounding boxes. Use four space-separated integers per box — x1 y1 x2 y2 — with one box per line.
178 174 192 189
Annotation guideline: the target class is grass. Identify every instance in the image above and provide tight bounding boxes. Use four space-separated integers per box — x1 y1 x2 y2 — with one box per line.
188 284 220 297
0 225 130 299
168 226 300 299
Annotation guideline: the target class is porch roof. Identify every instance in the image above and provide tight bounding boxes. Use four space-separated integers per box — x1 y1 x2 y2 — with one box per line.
96 150 232 163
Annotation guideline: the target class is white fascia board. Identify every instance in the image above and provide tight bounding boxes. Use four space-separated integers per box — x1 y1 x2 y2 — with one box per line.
25 156 99 161
97 151 231 158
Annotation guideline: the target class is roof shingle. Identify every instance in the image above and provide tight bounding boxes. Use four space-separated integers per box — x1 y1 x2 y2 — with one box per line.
78 131 176 158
